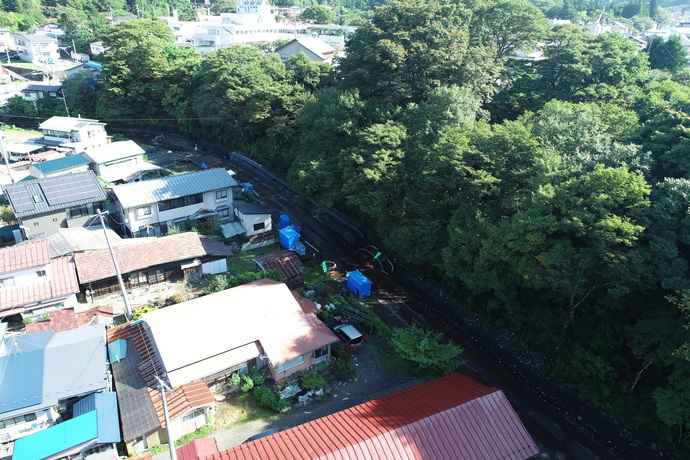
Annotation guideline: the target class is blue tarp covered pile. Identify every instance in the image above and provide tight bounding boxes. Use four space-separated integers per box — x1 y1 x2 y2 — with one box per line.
347 271 371 297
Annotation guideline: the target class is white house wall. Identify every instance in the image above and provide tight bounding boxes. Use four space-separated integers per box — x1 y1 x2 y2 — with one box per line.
0 263 51 286
202 259 227 275
237 212 271 237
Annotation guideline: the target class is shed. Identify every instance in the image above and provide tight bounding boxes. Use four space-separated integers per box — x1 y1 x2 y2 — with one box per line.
346 270 371 297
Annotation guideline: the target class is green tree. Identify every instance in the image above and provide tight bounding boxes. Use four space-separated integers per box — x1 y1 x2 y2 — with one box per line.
298 5 336 24
338 0 500 106
389 324 464 376
648 35 688 73
285 53 332 92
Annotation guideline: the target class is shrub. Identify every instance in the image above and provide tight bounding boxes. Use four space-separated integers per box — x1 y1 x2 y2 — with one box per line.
203 274 229 294
389 324 464 377
241 375 254 392
167 293 186 304
40 313 51 322
22 317 34 324
334 356 356 379
249 370 265 386
228 373 242 387
133 305 159 320
301 371 326 391
253 385 287 413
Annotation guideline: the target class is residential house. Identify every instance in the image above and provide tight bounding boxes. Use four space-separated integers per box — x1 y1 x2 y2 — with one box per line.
74 232 233 298
13 32 59 64
0 240 79 321
111 168 238 238
210 373 540 460
0 28 12 52
64 61 103 80
82 140 161 183
12 392 120 460
142 278 339 387
3 170 108 239
32 227 125 258
275 37 335 64
27 154 90 180
106 322 216 454
89 41 106 56
0 324 111 446
232 201 273 243
253 250 306 288
19 85 63 109
36 116 109 154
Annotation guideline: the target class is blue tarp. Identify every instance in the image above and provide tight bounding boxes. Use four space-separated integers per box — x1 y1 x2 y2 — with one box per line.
278 214 291 229
347 271 371 297
13 411 98 460
279 227 300 250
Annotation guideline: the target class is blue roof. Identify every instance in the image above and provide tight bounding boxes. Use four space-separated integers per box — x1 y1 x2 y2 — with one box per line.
0 330 51 416
73 392 121 443
12 410 98 460
0 324 108 420
32 154 90 174
107 339 128 363
111 168 238 209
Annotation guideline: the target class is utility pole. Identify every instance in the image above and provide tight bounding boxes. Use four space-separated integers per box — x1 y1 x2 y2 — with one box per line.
96 209 132 319
0 124 15 184
155 376 178 460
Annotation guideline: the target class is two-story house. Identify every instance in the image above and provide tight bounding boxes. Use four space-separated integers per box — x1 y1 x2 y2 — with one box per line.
0 324 112 448
0 240 79 321
13 32 59 64
111 168 238 237
37 116 108 154
3 170 108 239
19 85 64 110
82 140 161 183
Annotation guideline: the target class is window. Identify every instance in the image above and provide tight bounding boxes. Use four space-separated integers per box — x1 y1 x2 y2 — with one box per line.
33 222 39 226
277 355 304 372
36 270 47 277
253 222 265 231
32 195 43 203
182 409 205 422
0 413 37 429
147 268 165 284
137 206 152 218
52 218 58 222
215 190 228 200
216 207 230 218
313 346 328 359
158 194 203 212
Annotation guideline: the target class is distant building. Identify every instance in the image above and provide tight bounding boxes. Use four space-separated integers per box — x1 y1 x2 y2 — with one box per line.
89 41 106 56
275 37 336 64
64 61 102 80
37 116 108 154
19 84 64 109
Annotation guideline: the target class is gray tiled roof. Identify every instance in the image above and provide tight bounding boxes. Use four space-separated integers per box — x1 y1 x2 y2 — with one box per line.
0 324 108 419
111 168 238 209
2 170 107 218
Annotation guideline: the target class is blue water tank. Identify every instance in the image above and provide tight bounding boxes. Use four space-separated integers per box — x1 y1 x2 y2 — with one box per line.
346 271 371 297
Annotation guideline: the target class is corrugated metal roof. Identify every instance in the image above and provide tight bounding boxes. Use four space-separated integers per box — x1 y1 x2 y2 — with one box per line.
73 392 121 443
0 325 108 420
82 140 144 165
111 168 239 209
253 250 306 281
75 232 232 283
148 381 215 426
177 438 219 460
0 330 50 416
3 170 106 218
30 227 123 258
32 154 90 174
12 410 98 460
38 116 104 132
142 279 339 388
211 373 540 460
0 239 50 273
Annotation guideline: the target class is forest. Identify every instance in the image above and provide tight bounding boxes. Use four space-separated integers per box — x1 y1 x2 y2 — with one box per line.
3 0 690 455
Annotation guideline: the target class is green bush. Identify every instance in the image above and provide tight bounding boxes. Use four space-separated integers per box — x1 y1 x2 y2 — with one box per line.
228 373 242 387
40 313 51 322
241 375 254 392
133 305 159 320
174 424 214 447
253 385 287 413
389 325 464 377
334 356 356 379
249 370 265 386
22 317 34 324
300 371 326 391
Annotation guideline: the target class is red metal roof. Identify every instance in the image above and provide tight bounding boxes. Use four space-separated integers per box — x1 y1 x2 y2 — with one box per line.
74 232 232 283
209 373 539 460
0 240 50 272
0 256 80 315
25 305 113 333
178 438 219 460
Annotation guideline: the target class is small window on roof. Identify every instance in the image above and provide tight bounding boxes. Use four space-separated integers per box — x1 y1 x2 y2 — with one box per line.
32 195 43 203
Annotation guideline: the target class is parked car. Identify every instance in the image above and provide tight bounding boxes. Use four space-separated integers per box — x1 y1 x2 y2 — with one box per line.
333 324 364 347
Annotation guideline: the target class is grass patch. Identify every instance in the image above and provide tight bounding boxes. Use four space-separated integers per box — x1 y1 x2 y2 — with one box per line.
4 126 41 143
226 244 280 273
166 160 202 175
303 259 336 286
215 392 277 428
367 336 423 378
